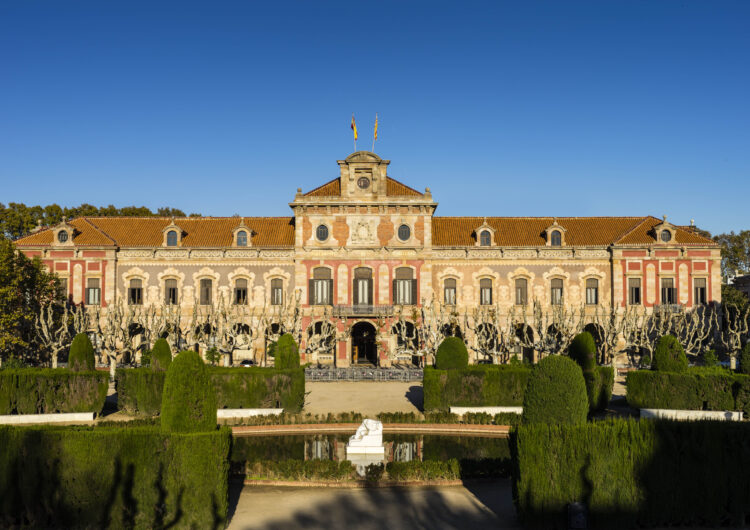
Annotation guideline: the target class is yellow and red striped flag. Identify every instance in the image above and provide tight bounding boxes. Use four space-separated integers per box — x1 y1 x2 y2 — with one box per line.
373 113 378 141
351 114 358 141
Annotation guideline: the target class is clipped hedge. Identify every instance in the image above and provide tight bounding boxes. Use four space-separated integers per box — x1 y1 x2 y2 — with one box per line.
386 459 461 481
569 332 597 372
513 419 750 529
0 369 108 415
434 337 469 370
116 366 305 415
585 366 614 412
652 334 688 372
150 338 172 372
275 333 300 369
522 355 588 425
246 459 356 481
739 343 750 375
423 365 531 411
626 369 750 413
0 425 230 528
68 333 95 372
160 350 217 433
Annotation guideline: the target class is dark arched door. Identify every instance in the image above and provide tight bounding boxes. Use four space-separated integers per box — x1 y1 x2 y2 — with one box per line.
351 321 377 365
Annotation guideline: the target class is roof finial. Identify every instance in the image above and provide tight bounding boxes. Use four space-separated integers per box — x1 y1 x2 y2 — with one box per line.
690 219 695 227
663 215 667 222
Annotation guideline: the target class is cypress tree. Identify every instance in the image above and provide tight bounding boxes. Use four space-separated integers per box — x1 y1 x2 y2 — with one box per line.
160 350 216 432
68 333 95 371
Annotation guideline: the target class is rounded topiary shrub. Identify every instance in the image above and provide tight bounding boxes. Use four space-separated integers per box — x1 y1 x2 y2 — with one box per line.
160 350 216 432
435 337 469 370
651 334 688 372
739 343 750 375
568 332 597 372
522 355 588 425
68 333 95 371
150 338 172 372
275 333 300 369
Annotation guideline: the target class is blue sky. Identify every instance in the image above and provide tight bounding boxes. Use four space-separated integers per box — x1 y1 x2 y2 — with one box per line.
1 1 748 235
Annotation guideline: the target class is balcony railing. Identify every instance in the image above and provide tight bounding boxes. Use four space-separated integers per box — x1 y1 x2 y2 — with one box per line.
332 305 394 317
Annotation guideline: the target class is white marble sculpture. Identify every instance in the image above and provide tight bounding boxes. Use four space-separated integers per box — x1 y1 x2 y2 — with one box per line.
346 418 384 454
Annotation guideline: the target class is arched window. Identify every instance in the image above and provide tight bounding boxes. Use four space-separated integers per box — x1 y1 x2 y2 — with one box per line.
234 278 248 305
316 225 329 241
394 267 416 305
550 278 563 305
310 267 332 305
166 230 178 247
515 278 528 305
236 230 248 247
128 279 143 305
479 278 493 305
585 278 599 305
479 230 491 247
550 230 562 246
444 278 457 305
271 278 284 305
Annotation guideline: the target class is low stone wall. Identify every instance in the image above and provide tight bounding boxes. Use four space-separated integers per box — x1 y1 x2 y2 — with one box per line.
640 408 743 421
450 406 522 416
0 412 95 425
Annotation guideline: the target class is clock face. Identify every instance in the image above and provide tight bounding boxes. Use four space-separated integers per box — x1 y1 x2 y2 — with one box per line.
357 176 370 189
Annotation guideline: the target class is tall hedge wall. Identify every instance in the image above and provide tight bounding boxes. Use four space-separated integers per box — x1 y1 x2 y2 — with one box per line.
0 369 108 415
423 365 531 411
626 370 750 415
116 367 305 415
513 419 750 528
0 425 230 528
585 366 614 412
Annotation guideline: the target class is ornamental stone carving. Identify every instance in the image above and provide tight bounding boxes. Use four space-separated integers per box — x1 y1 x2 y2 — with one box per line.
192 250 224 259
155 249 189 259
504 249 537 259
226 249 260 258
576 249 610 259
119 249 154 258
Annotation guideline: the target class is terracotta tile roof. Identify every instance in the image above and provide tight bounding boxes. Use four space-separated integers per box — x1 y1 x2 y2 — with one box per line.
303 177 423 197
432 216 717 247
15 217 295 248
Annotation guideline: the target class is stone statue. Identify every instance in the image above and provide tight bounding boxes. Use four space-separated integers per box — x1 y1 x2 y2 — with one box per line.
347 418 383 449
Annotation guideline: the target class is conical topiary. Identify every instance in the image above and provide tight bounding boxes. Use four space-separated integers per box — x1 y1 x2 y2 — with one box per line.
150 338 172 372
652 335 688 372
522 355 588 425
68 333 95 371
160 350 216 432
568 332 597 372
275 333 300 369
435 336 469 370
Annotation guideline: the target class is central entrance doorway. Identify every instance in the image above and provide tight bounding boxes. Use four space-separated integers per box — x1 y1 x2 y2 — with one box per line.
351 321 377 365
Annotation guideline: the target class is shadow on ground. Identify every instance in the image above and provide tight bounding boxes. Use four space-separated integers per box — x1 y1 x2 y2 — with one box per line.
405 385 423 412
228 481 519 530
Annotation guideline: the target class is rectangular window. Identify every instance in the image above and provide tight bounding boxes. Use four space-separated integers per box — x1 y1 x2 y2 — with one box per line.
551 278 563 305
271 279 283 305
694 278 707 305
355 278 370 305
661 278 676 305
585 278 599 305
234 279 248 305
59 277 69 299
515 279 527 305
200 279 212 305
444 279 457 305
480 278 493 305
313 279 331 305
165 279 178 305
395 280 414 305
85 278 101 306
628 278 641 305
128 279 143 305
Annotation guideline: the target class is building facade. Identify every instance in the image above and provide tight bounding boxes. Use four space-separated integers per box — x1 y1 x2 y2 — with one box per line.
16 151 721 366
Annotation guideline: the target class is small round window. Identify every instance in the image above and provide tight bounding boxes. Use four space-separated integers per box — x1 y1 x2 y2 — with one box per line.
57 230 68 243
316 225 329 241
357 177 370 189
660 230 672 243
398 224 411 241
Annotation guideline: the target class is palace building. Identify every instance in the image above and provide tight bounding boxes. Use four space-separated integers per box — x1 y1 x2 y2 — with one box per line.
15 151 721 367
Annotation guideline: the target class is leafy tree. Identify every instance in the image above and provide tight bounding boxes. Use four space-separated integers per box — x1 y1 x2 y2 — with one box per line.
722 284 749 311
204 346 221 366
160 350 216 432
713 230 750 281
68 333 95 371
0 237 63 363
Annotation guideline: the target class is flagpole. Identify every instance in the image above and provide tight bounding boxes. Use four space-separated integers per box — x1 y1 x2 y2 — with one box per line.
372 113 377 152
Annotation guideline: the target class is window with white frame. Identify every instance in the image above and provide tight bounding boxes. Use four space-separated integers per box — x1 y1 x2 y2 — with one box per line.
310 267 332 305
550 278 563 305
353 267 372 306
444 278 457 305
271 278 284 305
393 267 415 305
86 278 101 305
585 278 599 305
480 278 493 305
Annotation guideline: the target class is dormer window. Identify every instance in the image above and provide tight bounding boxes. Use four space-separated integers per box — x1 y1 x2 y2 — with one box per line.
550 230 562 246
57 231 69 243
237 230 248 247
166 230 178 247
660 230 672 243
654 216 676 245
480 230 491 247
544 219 567 246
